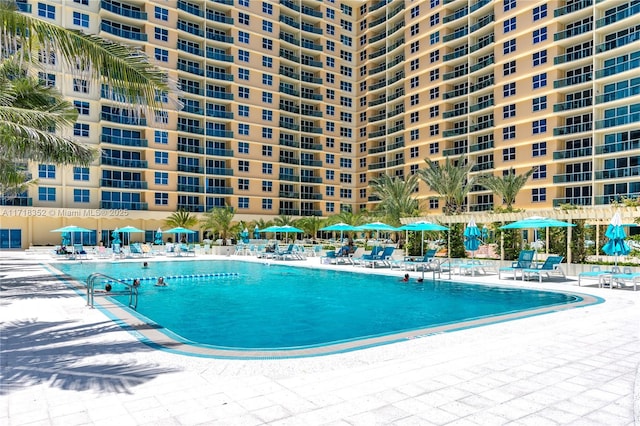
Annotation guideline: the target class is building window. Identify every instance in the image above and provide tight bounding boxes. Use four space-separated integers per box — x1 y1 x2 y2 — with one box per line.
504 0 516 12
533 165 547 179
533 50 547 66
533 4 547 21
429 50 439 63
503 125 515 140
155 151 168 164
238 50 249 62
72 11 89 27
37 2 55 19
263 38 273 50
155 6 168 21
430 13 439 26
533 96 547 111
73 189 89 203
238 178 249 190
503 104 516 119
73 167 89 181
429 124 439 136
429 87 439 99
238 87 249 98
411 23 420 36
430 105 439 117
262 2 272 14
410 129 420 140
238 142 249 154
38 164 56 179
38 187 56 201
263 20 272 32
503 61 516 76
532 141 547 156
533 73 547 89
430 31 439 44
262 92 272 103
238 160 249 172
154 27 168 42
411 94 420 105
533 119 547 134
74 100 89 115
262 199 272 210
533 27 547 44
503 147 516 161
155 172 168 185
262 181 272 192
238 105 249 117
238 12 249 25
238 68 249 80
154 48 168 62
430 143 439 154
504 17 516 33
411 5 420 18
503 39 516 54
238 31 249 43
429 199 439 209
410 146 420 158
532 188 546 202
154 193 168 205
503 82 516 97
74 123 89 137
73 78 88 93
411 59 420 71
155 130 168 144
238 123 249 135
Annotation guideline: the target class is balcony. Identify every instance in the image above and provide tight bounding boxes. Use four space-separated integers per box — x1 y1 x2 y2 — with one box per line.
206 90 233 100
301 159 322 167
443 47 468 62
469 14 494 33
596 32 640 54
177 21 204 37
177 0 203 17
279 120 299 131
596 53 640 78
206 167 234 175
553 122 593 135
443 27 468 42
554 0 592 17
279 191 300 198
279 209 300 216
368 162 386 170
552 147 592 159
206 12 233 25
177 143 204 154
596 140 640 154
443 7 468 24
101 112 146 126
177 204 204 213
595 112 640 129
0 196 32 206
470 33 494 53
596 3 640 28
15 1 31 12
595 193 640 205
206 147 234 156
100 22 146 41
443 107 468 118
206 71 233 81
553 97 593 112
279 174 299 182
554 72 592 88
101 201 148 210
101 0 147 19
301 193 322 200
301 141 323 150
206 109 234 119
443 86 468 99
177 184 204 193
206 129 233 138
595 166 640 180
469 98 494 112
279 156 299 165
177 123 204 134
101 134 148 147
100 179 148 189
206 187 233 195
177 62 204 76
554 48 593 65
279 137 300 148
206 50 233 62
101 157 148 168
470 76 494 93
470 56 494 73
469 140 494 152
443 127 469 137
471 162 493 172
469 119 493 132
301 22 322 35
177 164 204 173
442 146 468 156
596 85 640 104
443 67 469 81
554 22 593 41
552 172 592 183
553 197 592 207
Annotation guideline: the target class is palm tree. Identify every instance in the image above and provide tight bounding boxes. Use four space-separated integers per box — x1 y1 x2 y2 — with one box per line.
0 1 168 189
332 210 369 226
369 174 421 226
199 206 238 246
297 215 324 241
416 155 475 215
165 210 198 229
477 167 536 211
0 60 95 191
273 214 297 226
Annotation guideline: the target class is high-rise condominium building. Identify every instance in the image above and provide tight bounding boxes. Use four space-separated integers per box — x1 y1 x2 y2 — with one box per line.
1 0 639 248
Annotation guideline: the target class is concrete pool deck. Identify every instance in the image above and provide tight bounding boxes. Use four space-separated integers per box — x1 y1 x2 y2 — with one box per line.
1 252 639 425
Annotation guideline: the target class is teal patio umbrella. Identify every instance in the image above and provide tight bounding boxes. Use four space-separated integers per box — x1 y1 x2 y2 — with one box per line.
163 227 197 243
114 226 144 246
464 219 482 256
398 221 449 256
259 225 303 243
500 216 575 261
356 221 399 242
51 225 90 247
154 228 164 245
602 212 630 267
320 222 358 243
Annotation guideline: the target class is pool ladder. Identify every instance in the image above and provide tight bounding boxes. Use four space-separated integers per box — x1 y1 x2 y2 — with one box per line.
86 273 138 310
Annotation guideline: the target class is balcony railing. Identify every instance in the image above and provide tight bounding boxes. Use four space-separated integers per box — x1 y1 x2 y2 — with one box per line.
596 3 640 28
554 72 592 88
101 157 148 168
100 179 147 189
101 201 147 210
101 0 147 19
552 172 592 183
552 147 592 159
595 166 640 180
554 0 592 17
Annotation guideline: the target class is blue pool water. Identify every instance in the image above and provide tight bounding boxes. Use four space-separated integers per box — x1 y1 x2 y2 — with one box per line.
55 260 584 351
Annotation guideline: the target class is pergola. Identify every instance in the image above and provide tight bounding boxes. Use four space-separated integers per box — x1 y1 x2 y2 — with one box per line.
402 206 640 263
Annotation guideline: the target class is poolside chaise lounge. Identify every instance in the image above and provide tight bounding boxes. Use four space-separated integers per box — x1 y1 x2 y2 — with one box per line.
351 246 384 266
456 259 492 276
610 271 640 291
359 246 396 268
578 265 620 287
391 249 437 270
522 256 566 282
498 250 535 280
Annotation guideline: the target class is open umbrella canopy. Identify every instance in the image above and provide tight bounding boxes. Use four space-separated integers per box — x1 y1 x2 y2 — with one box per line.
51 225 91 233
398 221 449 231
603 212 630 261
500 216 575 230
356 221 399 232
463 219 482 252
259 225 303 243
114 225 144 233
320 222 358 243
163 227 197 234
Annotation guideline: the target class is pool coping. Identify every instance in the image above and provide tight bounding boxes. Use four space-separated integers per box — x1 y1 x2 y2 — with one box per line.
46 260 603 360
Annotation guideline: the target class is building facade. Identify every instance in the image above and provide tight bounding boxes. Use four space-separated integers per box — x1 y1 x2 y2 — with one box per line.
1 0 639 248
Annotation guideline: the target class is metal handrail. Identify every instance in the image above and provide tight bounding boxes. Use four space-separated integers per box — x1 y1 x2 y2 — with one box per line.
86 273 138 309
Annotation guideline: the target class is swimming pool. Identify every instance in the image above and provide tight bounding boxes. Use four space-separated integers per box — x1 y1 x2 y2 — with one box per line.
53 260 600 358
